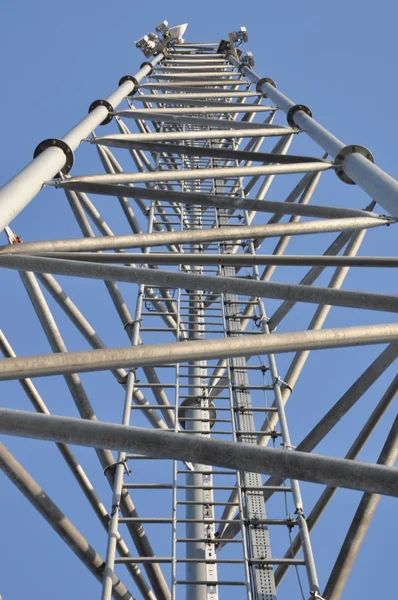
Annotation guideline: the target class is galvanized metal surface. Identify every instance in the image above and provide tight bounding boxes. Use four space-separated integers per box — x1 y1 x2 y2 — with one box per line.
0 22 397 600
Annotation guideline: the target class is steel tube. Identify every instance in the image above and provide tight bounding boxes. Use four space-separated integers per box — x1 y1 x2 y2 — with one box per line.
134 90 260 103
0 55 163 230
85 126 295 146
2 253 397 314
141 80 248 88
323 415 398 599
0 440 133 600
258 239 393 445
111 112 279 131
114 139 328 165
0 410 397 497
133 92 260 101
263 323 320 594
47 180 374 221
0 216 387 255
261 342 398 494
59 160 329 185
18 272 170 599
275 374 398 587
0 330 156 599
0 323 397 381
116 105 271 114
233 59 398 216
38 252 398 268
185 210 207 600
155 66 232 70
102 372 136 600
217 345 398 549
268 227 366 329
150 73 241 79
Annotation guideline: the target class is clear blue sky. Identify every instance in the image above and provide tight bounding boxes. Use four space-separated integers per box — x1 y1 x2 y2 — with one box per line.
0 1 397 599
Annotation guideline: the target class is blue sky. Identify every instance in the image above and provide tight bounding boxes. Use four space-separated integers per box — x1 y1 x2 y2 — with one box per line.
0 1 397 599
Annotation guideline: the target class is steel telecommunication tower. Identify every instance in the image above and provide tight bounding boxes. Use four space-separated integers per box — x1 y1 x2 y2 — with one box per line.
0 20 397 600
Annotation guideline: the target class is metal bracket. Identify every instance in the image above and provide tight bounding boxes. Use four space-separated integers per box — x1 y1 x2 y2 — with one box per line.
4 227 22 244
140 61 154 75
119 75 139 96
33 138 74 176
273 376 293 394
256 77 276 96
286 104 312 128
88 99 114 125
334 144 374 185
104 459 130 477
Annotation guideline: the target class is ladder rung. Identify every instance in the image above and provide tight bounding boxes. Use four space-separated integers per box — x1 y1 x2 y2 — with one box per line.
177 538 242 544
176 580 246 585
180 429 282 436
126 454 171 460
177 469 234 475
177 501 239 506
140 327 177 331
175 418 231 423
115 556 305 566
123 484 174 489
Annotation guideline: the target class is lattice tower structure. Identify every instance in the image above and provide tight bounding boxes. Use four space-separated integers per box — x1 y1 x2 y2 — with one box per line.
0 23 397 600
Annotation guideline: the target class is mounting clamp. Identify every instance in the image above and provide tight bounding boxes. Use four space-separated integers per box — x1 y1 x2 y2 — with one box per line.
140 61 154 75
286 104 312 128
256 77 276 96
334 144 374 185
33 138 74 176
118 75 139 96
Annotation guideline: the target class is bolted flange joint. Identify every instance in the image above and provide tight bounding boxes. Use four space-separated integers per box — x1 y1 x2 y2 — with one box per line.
286 104 312 128
256 77 276 96
140 61 154 75
88 99 114 125
334 144 375 185
118 75 139 96
33 138 74 176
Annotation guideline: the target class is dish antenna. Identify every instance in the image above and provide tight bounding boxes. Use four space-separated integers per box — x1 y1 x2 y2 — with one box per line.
169 23 188 42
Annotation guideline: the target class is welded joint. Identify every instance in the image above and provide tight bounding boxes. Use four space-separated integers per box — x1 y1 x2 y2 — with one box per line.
111 502 120 517
334 144 374 185
282 442 296 451
33 138 74 176
88 99 114 126
286 104 312 129
118 368 139 386
124 321 133 333
255 77 277 96
140 61 154 75
118 75 139 96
